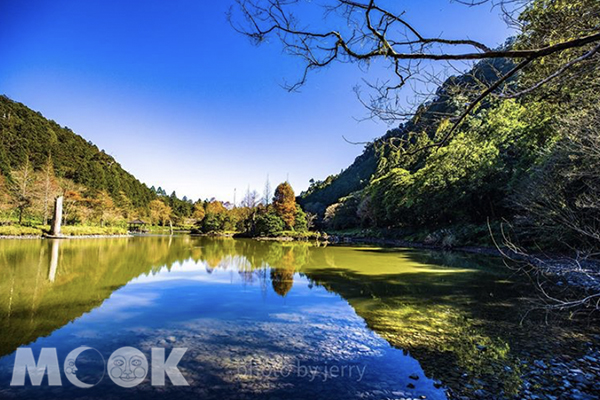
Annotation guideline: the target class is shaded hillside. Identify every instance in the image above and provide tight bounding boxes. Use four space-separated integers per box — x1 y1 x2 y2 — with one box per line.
299 142 380 216
299 57 515 217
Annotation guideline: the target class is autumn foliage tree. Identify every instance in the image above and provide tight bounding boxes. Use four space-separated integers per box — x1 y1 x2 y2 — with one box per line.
192 202 206 222
273 182 296 229
10 156 35 224
149 199 172 226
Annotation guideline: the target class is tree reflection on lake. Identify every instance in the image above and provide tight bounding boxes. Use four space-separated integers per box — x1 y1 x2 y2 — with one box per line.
0 236 597 399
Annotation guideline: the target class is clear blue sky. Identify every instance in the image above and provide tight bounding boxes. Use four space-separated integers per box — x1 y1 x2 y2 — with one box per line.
0 0 512 202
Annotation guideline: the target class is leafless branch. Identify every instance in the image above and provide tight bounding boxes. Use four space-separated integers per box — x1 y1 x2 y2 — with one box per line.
229 0 600 149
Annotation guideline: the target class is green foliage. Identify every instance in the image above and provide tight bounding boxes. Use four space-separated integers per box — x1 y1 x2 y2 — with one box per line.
312 65 570 249
188 183 312 238
365 100 555 228
255 212 285 237
516 106 600 251
300 143 378 216
299 57 516 222
60 225 128 236
0 96 201 227
0 96 157 209
294 205 308 232
323 194 360 230
0 225 43 236
516 0 600 107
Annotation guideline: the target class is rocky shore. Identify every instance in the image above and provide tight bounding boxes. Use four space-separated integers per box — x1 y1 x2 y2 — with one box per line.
513 344 600 400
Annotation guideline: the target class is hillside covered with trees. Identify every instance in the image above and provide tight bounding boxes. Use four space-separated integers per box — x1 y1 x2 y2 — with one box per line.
0 98 310 238
0 95 206 231
293 0 600 253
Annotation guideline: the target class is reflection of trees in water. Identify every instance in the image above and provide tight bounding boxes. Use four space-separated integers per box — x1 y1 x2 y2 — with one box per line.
270 268 294 297
268 247 300 297
301 249 600 398
301 262 524 395
0 236 316 358
0 236 196 357
196 239 310 297
7 236 592 399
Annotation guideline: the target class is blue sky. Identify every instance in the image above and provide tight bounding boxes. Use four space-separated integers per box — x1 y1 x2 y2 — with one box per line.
0 0 512 202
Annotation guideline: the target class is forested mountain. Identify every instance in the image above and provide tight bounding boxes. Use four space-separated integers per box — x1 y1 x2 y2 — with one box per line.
298 0 600 252
299 142 378 216
299 56 514 218
0 98 309 236
0 95 197 226
0 95 154 208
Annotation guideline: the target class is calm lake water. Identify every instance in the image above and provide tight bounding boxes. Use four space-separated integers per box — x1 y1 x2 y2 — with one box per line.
0 236 597 399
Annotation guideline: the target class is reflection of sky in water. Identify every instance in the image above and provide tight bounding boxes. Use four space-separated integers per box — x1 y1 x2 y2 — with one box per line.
0 257 446 399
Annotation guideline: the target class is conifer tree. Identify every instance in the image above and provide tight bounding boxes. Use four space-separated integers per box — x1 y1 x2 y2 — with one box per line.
273 182 296 228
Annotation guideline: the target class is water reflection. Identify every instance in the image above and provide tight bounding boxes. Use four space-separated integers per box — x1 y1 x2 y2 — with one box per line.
0 236 597 399
48 240 59 282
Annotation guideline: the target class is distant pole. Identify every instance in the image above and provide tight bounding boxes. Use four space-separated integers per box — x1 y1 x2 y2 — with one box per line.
50 196 63 236
233 188 237 208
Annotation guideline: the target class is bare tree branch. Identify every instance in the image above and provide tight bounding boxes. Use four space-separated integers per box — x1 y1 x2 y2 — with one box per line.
500 42 600 99
229 0 600 149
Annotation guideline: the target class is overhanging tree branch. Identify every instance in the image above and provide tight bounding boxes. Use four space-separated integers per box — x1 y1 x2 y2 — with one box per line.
230 0 600 148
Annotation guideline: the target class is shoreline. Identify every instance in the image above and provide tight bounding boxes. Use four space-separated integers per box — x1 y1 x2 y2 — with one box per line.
2 231 598 293
0 234 133 240
327 234 600 293
1 231 598 399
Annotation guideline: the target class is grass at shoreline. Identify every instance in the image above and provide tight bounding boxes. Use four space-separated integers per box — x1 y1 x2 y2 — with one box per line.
60 226 128 236
0 226 43 236
0 225 128 237
278 230 322 240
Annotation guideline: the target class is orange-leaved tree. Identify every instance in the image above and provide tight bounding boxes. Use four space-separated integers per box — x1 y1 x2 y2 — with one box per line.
272 182 296 228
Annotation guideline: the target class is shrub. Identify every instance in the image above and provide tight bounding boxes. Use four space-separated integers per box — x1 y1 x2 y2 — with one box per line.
294 205 308 232
255 212 285 236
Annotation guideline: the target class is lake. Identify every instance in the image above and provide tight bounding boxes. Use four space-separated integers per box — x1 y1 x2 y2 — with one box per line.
0 236 597 399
